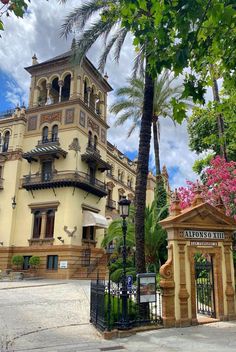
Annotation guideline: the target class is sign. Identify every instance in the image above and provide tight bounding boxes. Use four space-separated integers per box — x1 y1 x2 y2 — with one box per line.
137 273 156 303
190 241 218 247
184 230 224 240
127 275 133 290
59 261 68 269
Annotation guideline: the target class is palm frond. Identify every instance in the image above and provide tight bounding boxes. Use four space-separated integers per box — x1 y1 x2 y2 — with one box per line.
74 19 116 64
60 0 108 38
114 28 129 63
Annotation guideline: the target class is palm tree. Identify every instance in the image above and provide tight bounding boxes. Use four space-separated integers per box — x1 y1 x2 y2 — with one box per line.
110 72 183 175
60 0 155 274
102 204 168 272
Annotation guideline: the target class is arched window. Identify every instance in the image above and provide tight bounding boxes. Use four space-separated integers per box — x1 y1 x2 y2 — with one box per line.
0 133 2 150
2 131 10 152
51 125 58 142
88 131 93 147
42 126 48 143
61 74 71 101
51 77 60 103
84 80 88 105
45 210 55 238
90 87 96 111
33 211 42 239
94 135 98 150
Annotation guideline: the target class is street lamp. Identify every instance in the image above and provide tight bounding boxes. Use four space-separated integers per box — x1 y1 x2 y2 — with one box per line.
118 196 131 329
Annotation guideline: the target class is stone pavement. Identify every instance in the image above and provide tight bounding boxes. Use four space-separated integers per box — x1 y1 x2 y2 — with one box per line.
0 280 236 351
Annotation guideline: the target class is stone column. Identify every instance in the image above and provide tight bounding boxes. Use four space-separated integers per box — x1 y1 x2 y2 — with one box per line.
46 83 52 105
87 87 91 106
33 86 40 107
77 75 82 97
58 80 64 103
178 242 190 326
40 212 47 239
224 243 236 319
99 100 105 119
69 75 74 99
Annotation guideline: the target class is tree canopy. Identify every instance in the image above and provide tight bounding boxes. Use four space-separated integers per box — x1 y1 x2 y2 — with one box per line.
188 100 236 160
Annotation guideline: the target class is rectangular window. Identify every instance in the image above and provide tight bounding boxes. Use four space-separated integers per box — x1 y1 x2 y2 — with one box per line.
42 161 52 182
23 256 32 270
47 255 58 270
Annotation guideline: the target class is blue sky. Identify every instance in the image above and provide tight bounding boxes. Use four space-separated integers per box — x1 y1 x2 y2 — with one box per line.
0 71 11 111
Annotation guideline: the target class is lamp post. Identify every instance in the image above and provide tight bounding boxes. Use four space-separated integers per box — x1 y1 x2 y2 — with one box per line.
118 196 131 329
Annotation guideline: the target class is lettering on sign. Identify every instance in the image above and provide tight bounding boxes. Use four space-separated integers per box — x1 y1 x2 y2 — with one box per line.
190 241 218 247
184 230 225 240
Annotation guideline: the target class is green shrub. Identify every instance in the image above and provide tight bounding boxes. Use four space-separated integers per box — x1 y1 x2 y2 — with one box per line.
11 255 23 270
29 256 40 269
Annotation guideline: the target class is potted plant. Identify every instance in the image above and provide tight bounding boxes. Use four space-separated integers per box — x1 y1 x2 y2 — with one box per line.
11 255 23 271
29 256 40 272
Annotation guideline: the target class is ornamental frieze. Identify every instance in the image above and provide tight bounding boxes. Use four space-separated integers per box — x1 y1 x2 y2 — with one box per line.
40 111 62 125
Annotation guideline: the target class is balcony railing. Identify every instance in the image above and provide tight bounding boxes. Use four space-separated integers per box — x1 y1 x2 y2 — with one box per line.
106 199 116 209
37 137 60 146
22 170 107 197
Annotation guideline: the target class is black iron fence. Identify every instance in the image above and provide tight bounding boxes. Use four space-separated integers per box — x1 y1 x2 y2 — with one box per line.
90 277 162 332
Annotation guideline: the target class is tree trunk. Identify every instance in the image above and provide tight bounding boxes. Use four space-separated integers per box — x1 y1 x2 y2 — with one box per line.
211 66 227 160
152 116 161 175
135 62 154 274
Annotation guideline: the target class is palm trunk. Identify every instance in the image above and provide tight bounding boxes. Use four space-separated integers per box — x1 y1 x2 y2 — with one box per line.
152 116 161 175
135 62 154 274
210 66 227 160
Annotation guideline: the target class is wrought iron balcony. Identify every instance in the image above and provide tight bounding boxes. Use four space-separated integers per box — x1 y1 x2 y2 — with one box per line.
106 199 116 209
22 170 107 197
81 144 111 172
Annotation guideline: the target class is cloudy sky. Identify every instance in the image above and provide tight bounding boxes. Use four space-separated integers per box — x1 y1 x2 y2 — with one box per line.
0 0 208 188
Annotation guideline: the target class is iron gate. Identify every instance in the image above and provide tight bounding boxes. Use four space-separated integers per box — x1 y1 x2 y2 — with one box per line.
195 255 215 317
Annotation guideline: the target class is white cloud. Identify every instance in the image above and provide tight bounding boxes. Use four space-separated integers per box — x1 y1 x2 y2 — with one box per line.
0 0 200 189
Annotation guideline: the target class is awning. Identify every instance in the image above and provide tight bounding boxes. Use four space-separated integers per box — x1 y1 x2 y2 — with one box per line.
82 211 108 228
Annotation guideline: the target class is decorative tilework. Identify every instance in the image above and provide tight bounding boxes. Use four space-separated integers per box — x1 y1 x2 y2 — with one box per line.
40 111 62 125
79 111 86 127
28 116 37 131
65 108 74 124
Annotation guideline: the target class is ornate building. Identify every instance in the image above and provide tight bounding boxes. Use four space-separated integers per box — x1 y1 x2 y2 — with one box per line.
0 48 156 279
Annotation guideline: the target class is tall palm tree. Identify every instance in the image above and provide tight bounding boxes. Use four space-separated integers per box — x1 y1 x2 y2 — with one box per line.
60 0 155 274
110 72 183 175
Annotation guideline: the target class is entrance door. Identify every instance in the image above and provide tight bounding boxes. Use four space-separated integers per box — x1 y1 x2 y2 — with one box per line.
195 254 215 318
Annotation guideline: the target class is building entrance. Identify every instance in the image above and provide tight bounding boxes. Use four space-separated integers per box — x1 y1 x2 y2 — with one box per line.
195 254 215 318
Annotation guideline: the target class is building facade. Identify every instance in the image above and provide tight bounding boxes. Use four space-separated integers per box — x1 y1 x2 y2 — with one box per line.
0 48 156 279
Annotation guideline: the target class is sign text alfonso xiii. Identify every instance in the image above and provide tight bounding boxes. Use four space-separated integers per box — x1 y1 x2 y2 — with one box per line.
184 230 224 240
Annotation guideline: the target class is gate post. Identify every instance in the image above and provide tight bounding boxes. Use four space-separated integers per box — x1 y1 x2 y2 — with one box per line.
159 189 236 327
160 244 176 328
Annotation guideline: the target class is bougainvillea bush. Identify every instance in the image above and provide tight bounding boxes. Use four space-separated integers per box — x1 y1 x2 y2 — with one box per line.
177 156 236 219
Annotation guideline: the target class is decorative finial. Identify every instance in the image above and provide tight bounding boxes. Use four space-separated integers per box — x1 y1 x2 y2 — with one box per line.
191 180 204 206
104 72 108 80
32 54 38 65
170 188 181 216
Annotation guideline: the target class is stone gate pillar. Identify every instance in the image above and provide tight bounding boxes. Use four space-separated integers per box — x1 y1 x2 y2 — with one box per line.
160 190 236 327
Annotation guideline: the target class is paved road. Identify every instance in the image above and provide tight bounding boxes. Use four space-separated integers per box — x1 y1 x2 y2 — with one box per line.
0 280 236 352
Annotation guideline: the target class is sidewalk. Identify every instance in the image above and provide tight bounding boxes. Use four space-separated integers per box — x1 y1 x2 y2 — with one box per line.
0 280 236 351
